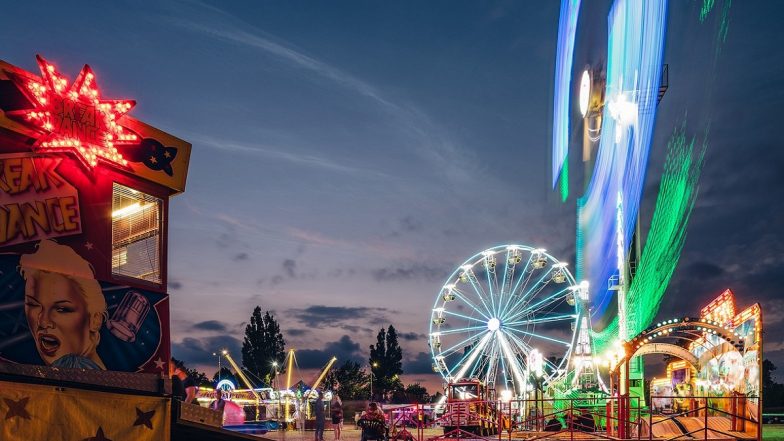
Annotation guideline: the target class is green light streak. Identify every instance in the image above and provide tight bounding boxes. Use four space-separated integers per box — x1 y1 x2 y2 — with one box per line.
559 155 569 202
700 0 716 22
717 0 732 46
592 121 708 352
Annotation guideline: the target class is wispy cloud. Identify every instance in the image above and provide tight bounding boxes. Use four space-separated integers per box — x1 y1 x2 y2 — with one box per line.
164 0 478 185
191 134 386 178
169 1 400 112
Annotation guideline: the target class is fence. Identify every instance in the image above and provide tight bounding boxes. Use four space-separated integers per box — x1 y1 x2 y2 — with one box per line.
378 395 759 441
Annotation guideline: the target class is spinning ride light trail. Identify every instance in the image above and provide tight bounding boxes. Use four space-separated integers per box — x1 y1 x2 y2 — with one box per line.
592 123 707 350
430 245 589 397
576 0 668 334
551 0 582 202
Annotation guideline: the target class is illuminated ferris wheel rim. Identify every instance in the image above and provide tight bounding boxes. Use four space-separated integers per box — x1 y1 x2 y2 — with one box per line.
428 244 583 396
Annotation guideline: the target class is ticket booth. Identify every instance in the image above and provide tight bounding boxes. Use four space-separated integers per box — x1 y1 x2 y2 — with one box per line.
0 55 196 441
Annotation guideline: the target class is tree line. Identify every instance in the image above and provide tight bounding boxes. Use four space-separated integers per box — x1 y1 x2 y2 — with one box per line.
176 306 431 402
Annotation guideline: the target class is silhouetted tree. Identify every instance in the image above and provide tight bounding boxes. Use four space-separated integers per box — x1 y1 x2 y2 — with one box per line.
241 307 285 386
369 325 404 400
404 383 429 403
763 359 784 409
212 367 240 388
325 360 369 400
172 357 210 386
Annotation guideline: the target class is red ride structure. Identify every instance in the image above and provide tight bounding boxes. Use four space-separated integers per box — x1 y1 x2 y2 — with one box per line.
438 378 498 437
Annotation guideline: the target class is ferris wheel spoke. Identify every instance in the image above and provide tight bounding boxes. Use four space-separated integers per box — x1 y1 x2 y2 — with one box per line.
496 249 514 319
464 268 495 318
498 253 534 321
503 285 570 323
441 309 489 324
497 332 527 395
483 259 497 318
506 327 571 347
436 325 487 336
451 289 491 320
505 314 577 326
498 346 510 390
504 267 556 320
503 331 560 373
450 332 492 380
438 330 488 359
482 338 496 386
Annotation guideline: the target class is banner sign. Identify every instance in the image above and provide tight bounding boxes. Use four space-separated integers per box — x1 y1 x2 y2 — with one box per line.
0 154 81 246
0 380 170 441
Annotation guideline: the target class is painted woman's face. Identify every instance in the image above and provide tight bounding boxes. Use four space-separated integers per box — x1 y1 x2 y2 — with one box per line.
24 272 91 365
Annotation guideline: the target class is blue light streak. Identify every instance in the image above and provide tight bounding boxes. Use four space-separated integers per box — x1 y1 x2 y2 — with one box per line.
552 0 582 192
576 0 668 318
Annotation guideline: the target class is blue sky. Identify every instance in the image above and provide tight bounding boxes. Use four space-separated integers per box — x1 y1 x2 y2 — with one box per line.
2 0 783 389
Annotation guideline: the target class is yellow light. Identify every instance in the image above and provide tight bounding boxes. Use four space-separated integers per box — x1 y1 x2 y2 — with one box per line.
111 202 152 219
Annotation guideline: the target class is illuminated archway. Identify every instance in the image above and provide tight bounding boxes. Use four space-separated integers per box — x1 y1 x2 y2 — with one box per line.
632 343 700 370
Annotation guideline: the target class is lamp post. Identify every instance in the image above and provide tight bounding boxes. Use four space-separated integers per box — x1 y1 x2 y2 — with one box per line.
529 349 544 430
369 362 378 401
213 351 222 382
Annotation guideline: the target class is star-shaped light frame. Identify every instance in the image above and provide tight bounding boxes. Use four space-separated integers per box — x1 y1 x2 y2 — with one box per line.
6 55 139 169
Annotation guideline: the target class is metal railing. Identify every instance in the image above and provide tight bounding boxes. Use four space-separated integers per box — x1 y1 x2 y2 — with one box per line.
373 394 759 441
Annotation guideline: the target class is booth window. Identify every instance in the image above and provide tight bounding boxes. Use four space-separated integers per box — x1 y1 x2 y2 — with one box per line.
112 183 162 284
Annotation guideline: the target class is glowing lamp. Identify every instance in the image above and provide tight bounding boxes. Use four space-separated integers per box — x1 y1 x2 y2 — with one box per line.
579 69 591 117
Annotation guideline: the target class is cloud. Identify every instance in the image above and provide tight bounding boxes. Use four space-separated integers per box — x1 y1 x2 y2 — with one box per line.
167 2 478 186
172 335 243 367
399 332 425 342
288 305 391 328
687 261 725 279
169 2 400 111
283 259 297 278
192 320 229 332
233 252 249 261
404 351 434 375
340 324 374 334
169 280 183 290
192 134 385 178
371 264 449 283
763 299 784 326
296 335 365 369
287 328 310 337
399 216 423 233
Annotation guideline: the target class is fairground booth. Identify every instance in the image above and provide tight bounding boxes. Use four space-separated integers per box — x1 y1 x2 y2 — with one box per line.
0 55 247 440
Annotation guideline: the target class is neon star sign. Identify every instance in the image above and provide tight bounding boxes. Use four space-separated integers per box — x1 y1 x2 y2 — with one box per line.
7 55 138 168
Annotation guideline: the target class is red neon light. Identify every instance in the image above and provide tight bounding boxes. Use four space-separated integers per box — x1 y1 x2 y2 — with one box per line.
7 55 138 168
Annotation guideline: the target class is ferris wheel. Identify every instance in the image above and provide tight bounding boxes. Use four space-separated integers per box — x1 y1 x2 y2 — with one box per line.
429 245 585 398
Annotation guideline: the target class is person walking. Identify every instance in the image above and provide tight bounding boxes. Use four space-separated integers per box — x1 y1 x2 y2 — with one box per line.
314 389 326 441
331 393 344 440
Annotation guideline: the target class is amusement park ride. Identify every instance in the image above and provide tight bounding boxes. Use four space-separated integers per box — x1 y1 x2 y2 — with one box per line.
427 0 762 439
194 348 340 431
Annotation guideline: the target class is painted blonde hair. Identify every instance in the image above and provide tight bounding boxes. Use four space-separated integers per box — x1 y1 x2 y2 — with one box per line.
19 240 107 355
